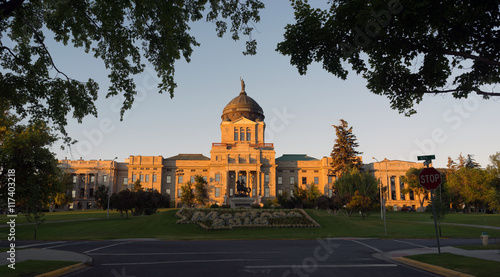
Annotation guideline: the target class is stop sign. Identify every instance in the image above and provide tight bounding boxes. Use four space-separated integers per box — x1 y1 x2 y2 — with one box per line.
419 167 442 190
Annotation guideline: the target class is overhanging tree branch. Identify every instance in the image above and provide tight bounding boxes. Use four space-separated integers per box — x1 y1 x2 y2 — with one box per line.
421 89 500 97
442 50 500 67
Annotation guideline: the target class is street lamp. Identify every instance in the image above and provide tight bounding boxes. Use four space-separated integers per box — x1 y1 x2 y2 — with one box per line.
373 157 387 236
107 157 118 218
372 157 383 219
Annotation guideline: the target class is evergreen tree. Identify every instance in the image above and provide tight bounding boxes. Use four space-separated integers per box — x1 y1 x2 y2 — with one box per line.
330 119 362 175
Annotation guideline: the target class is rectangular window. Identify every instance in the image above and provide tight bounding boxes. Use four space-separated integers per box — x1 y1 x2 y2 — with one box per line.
215 187 220 197
240 129 245 141
265 174 269 183
215 174 220 182
277 176 283 185
166 175 171 184
328 189 333 197
409 190 415 200
132 174 136 182
178 189 182 197
390 176 396 200
90 175 95 183
203 176 207 182
80 188 85 198
230 188 234 196
290 189 294 196
328 176 333 184
399 177 405 200
123 177 128 187
264 187 270 197
166 189 171 195
278 190 283 195
103 175 108 183
178 176 183 184
314 177 319 185
145 174 150 182
234 128 238 141
190 176 195 183
72 175 77 183
153 174 157 182
72 190 76 198
290 176 295 185
89 188 94 198
140 174 144 182
302 177 307 185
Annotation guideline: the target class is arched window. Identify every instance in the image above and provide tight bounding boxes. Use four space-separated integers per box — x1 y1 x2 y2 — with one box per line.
240 128 244 141
246 128 251 141
234 128 238 141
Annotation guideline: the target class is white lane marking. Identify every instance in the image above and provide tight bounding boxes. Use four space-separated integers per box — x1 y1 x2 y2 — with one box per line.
349 239 383 253
102 258 265 266
18 241 67 248
44 241 92 249
393 240 429 248
84 241 133 254
245 264 397 269
91 251 281 256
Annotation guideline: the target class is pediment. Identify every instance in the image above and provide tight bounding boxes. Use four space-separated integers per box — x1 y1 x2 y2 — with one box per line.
230 117 258 125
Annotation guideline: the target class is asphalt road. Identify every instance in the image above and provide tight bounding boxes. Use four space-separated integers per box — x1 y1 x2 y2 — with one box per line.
4 237 481 277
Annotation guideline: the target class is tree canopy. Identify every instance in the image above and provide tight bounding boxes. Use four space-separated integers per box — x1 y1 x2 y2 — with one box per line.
277 0 500 116
0 0 264 142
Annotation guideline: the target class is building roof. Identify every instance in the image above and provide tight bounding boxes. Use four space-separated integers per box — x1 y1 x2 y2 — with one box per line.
166 154 210 160
276 154 319 161
221 81 264 122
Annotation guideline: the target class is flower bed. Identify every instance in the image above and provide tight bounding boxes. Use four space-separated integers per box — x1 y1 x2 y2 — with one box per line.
175 208 321 230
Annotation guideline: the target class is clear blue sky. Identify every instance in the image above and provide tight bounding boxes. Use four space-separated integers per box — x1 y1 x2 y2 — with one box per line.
51 2 499 168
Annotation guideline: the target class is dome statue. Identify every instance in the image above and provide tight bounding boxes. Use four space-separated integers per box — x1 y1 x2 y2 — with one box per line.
221 79 265 122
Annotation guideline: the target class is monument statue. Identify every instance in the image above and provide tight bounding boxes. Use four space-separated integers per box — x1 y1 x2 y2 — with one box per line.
236 179 251 197
240 77 245 92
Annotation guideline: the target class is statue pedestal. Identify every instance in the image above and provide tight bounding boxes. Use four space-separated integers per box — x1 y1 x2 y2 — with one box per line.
230 197 255 209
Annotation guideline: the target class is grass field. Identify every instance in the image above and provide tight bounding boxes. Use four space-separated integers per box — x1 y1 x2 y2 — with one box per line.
0 209 499 240
407 253 500 277
0 260 80 277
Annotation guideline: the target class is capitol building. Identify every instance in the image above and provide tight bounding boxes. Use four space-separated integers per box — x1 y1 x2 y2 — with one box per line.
59 81 427 210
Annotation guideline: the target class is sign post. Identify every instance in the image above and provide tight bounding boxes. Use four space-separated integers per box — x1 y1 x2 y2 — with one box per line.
418 158 442 255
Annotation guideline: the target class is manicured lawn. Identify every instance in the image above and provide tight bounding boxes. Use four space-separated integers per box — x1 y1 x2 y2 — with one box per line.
407 253 500 277
455 244 500 250
0 209 499 240
0 208 167 224
0 260 80 277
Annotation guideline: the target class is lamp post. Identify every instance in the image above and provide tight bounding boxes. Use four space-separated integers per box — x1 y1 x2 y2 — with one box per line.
107 157 118 218
372 157 383 219
373 157 387 236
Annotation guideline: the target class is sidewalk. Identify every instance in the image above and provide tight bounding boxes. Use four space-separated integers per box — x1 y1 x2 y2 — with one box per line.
0 248 92 266
375 246 499 277
376 246 500 262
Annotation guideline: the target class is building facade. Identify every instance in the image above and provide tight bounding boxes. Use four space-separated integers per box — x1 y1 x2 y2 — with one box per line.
59 81 429 210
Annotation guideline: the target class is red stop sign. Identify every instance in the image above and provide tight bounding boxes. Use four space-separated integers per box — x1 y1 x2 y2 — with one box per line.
419 167 442 190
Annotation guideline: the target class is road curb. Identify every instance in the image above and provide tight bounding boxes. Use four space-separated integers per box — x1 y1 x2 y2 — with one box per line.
393 257 475 277
35 262 88 277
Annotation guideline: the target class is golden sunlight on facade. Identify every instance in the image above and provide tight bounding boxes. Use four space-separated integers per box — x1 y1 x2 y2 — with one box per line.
59 81 429 210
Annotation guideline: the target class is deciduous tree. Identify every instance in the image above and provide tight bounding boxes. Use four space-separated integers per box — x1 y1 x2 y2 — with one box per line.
180 181 195 207
194 175 209 207
401 167 429 209
334 167 378 217
0 0 264 141
0 106 63 239
276 0 500 116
